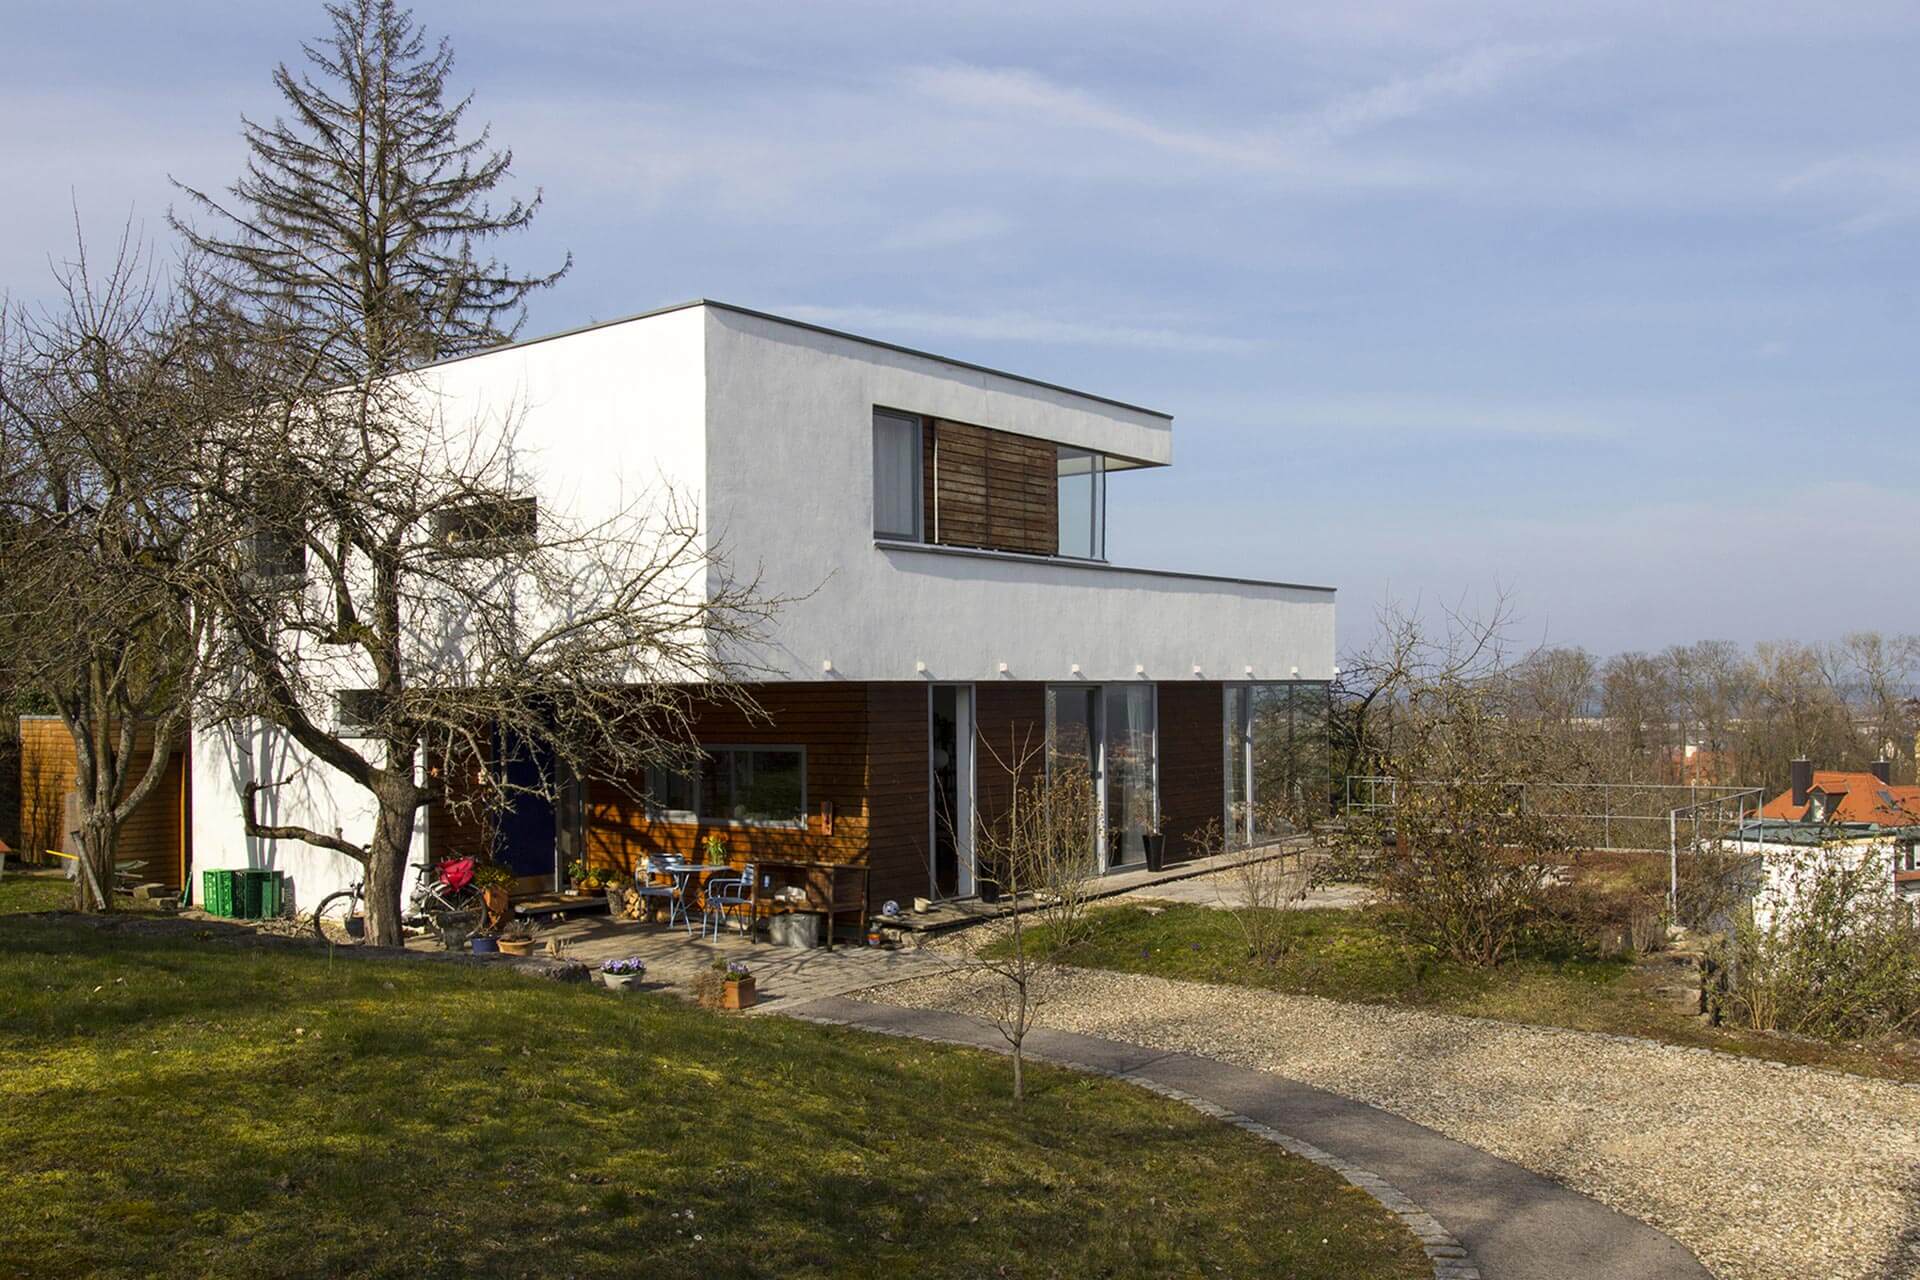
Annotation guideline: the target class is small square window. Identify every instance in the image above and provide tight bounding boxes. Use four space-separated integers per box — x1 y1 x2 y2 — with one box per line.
335 689 385 738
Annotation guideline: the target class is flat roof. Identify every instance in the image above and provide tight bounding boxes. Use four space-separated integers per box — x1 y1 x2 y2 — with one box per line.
419 299 1175 421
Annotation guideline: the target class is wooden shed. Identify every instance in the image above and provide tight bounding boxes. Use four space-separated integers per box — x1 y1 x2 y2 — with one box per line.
13 716 190 891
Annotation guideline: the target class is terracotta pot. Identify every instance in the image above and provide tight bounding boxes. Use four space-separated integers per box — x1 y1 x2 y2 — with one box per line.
496 937 535 957
720 976 757 1011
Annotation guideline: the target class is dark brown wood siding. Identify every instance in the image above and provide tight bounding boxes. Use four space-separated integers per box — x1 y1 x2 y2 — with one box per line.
1156 683 1225 864
864 683 930 906
583 684 871 876
926 419 1058 557
426 740 496 865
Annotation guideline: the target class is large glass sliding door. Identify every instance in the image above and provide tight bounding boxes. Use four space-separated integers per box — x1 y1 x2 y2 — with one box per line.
1046 684 1157 873
1103 685 1156 867
929 685 976 899
1224 682 1333 844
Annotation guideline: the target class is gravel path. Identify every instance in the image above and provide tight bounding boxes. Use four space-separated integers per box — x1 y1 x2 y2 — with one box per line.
860 964 1920 1280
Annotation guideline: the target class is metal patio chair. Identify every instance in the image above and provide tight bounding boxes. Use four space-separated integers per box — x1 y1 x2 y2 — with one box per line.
702 864 755 940
631 855 680 926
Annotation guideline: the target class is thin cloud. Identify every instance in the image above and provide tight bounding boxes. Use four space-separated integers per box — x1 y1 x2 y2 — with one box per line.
1298 42 1589 144
1783 149 1920 233
775 304 1264 354
907 42 1585 171
877 208 1013 252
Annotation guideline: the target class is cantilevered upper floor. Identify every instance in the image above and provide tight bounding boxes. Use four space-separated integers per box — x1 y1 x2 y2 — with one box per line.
417 300 1335 684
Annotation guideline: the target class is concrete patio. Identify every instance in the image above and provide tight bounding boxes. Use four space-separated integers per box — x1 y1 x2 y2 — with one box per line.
436 909 958 1013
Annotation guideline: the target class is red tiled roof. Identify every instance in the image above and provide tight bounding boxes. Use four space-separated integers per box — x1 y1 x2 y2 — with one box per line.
1760 770 1920 826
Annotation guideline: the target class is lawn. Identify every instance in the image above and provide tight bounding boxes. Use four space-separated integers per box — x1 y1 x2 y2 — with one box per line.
0 869 80 914
1013 900 1920 1083
0 900 1427 1280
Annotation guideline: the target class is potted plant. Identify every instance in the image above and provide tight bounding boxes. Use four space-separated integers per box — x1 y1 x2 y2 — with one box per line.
469 932 499 955
598 956 647 992
701 834 727 866
720 959 755 1010
1142 826 1167 873
496 920 537 956
472 861 514 929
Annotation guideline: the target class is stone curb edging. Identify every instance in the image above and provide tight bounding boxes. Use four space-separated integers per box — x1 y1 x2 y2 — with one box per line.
784 1009 1481 1280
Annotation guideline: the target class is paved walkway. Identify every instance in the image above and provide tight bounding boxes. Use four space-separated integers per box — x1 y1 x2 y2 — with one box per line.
785 995 1713 1280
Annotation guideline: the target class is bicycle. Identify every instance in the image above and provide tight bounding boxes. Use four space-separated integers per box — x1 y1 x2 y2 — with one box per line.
311 859 483 945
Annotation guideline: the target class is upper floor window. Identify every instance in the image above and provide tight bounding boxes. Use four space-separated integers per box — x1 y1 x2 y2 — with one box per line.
431 496 538 554
872 409 923 541
335 689 386 738
1056 447 1106 560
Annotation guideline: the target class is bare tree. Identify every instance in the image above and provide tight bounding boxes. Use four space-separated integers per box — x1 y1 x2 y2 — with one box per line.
0 235 220 907
191 373 780 944
1321 600 1582 968
970 732 1098 1101
157 0 714 945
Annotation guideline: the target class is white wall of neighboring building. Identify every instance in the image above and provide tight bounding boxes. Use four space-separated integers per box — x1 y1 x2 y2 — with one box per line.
1748 837 1899 931
701 305 1335 683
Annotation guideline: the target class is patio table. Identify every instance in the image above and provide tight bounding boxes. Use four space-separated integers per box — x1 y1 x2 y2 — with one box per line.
655 862 748 935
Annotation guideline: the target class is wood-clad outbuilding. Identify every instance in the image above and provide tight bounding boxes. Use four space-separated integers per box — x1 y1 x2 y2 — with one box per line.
11 716 190 890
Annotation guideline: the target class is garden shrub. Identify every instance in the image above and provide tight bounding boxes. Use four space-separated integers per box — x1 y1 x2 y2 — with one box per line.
1713 846 1920 1042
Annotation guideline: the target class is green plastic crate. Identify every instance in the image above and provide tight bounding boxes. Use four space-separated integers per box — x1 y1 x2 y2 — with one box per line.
234 869 285 919
201 869 237 918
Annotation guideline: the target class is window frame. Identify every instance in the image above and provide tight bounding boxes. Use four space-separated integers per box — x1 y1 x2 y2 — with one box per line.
430 495 539 556
335 689 386 739
1054 446 1108 561
872 407 924 542
646 744 809 830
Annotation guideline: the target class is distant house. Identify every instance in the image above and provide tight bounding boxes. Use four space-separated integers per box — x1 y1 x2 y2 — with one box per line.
1745 758 1920 907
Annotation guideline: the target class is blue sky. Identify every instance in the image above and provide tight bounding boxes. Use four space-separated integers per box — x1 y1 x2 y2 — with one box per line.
5 1 1917 656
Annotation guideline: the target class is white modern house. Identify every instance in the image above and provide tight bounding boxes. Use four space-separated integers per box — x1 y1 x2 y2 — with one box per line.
191 301 1335 913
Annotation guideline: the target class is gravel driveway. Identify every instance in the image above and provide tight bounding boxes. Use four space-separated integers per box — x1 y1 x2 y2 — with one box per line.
861 964 1920 1280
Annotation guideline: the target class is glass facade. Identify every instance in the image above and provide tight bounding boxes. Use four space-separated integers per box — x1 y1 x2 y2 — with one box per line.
1055 447 1106 559
1046 684 1156 871
1224 682 1332 843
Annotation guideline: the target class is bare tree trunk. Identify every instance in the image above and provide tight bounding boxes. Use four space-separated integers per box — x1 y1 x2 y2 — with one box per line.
74 813 118 911
362 783 417 947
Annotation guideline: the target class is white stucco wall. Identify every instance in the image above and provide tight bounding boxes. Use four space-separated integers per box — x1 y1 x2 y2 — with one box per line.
701 306 1335 683
190 310 710 908
1748 837 1899 932
191 719 428 912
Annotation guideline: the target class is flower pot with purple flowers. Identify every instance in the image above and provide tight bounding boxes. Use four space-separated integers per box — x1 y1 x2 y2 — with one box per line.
598 957 647 992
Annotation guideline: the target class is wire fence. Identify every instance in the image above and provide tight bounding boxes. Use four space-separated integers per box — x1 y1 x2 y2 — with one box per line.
1342 776 1762 855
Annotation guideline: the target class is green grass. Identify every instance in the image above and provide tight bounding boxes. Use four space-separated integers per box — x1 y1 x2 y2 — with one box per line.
0 870 80 914
0 906 1427 1280
1014 902 1920 1083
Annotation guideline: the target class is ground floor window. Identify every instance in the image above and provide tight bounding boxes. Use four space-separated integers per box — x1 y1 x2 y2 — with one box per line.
647 746 807 828
1045 684 1157 872
1224 682 1331 844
